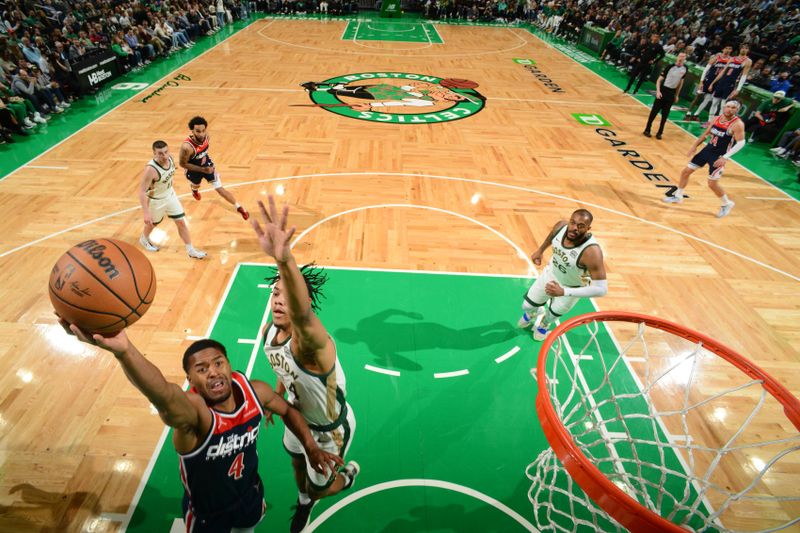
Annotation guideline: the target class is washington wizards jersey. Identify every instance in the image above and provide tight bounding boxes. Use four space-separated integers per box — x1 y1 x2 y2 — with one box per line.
706 115 739 155
184 135 212 169
716 56 747 88
179 372 263 517
705 54 730 83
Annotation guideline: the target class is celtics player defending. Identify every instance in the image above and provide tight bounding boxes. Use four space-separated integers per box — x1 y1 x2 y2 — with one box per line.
138 140 207 259
252 196 359 533
518 209 608 341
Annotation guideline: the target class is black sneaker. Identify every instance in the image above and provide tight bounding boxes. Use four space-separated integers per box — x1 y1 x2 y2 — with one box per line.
656 133 662 140
643 130 651 137
290 498 315 533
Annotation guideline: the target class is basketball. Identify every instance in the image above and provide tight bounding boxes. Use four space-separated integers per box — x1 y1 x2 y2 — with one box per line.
49 238 157 334
440 78 479 90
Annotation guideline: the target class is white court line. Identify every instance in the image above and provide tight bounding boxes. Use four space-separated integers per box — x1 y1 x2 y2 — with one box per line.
492 96 643 108
237 338 258 344
25 165 68 170
185 335 204 341
305 478 539 532
120 264 243 531
516 27 799 204
257 283 271 288
434 369 470 379
257 18 526 58
624 356 646 363
495 346 521 363
289 203 537 276
364 364 401 377
240 262 533 279
2 20 262 183
3 171 798 282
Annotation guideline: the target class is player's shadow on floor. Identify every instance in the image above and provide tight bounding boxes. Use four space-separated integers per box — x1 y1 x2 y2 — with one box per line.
0 483 102 532
334 309 518 372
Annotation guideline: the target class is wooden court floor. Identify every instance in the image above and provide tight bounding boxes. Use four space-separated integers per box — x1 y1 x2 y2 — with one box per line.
0 18 799 532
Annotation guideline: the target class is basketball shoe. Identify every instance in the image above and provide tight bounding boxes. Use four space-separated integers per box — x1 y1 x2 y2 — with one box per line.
187 247 207 259
191 188 201 201
518 306 543 329
533 313 551 341
716 201 735 218
237 206 249 220
139 234 159 252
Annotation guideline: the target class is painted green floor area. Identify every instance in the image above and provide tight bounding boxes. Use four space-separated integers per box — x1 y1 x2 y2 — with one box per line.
0 17 258 180
126 265 607 532
341 20 443 43
523 26 800 200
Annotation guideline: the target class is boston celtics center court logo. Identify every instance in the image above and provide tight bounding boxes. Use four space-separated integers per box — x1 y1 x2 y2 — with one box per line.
297 72 486 124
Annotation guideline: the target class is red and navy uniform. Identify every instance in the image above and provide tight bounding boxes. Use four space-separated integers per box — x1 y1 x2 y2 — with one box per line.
712 55 747 98
180 372 265 532
691 115 740 177
184 135 216 185
702 54 729 93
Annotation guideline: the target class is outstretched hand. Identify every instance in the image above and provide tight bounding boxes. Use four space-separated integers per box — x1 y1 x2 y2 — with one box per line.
55 314 130 356
250 196 296 263
307 447 344 476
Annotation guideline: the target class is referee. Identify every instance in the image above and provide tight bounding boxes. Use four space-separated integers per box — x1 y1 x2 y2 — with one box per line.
643 52 688 139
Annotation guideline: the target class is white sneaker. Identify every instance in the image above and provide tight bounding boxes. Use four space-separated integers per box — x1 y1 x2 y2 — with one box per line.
518 306 543 329
139 234 159 252
33 113 47 124
23 119 35 128
60 101 71 108
663 195 683 204
342 461 360 490
716 201 735 218
533 313 550 341
188 247 207 259
769 146 784 153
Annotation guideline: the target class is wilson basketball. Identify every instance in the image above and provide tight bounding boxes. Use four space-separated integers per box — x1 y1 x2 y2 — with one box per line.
440 78 479 90
49 238 157 334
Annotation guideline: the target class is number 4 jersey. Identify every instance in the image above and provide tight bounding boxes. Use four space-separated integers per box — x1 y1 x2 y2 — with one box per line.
179 371 264 517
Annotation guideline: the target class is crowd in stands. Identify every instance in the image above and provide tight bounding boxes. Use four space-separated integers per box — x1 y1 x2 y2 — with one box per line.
2 0 800 172
0 0 255 144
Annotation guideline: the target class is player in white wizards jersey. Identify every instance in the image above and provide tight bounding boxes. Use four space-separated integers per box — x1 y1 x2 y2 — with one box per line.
138 140 207 259
251 196 359 533
518 209 608 341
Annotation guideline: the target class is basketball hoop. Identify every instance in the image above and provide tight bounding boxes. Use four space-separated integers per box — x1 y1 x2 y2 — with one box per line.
527 311 800 533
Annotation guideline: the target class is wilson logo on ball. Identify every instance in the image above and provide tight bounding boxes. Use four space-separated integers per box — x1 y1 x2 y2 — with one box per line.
76 239 121 280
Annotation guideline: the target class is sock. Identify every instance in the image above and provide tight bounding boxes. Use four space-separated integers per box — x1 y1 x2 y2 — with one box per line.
675 188 684 199
185 244 194 252
235 202 241 209
522 311 531 321
721 194 730 205
298 492 311 505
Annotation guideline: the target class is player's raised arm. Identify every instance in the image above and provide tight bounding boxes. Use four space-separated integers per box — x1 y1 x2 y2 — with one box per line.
59 322 204 435
251 197 331 354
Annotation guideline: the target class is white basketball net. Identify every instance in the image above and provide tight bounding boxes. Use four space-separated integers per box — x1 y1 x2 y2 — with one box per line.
526 318 800 533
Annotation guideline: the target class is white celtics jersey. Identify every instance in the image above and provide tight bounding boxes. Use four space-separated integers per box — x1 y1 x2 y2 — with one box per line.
549 225 600 288
146 156 176 200
263 324 348 430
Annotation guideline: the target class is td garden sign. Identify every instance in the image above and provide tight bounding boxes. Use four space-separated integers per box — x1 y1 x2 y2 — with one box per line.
298 72 486 124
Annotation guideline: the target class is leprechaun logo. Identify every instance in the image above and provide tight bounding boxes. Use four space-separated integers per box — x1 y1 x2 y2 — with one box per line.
296 72 486 124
